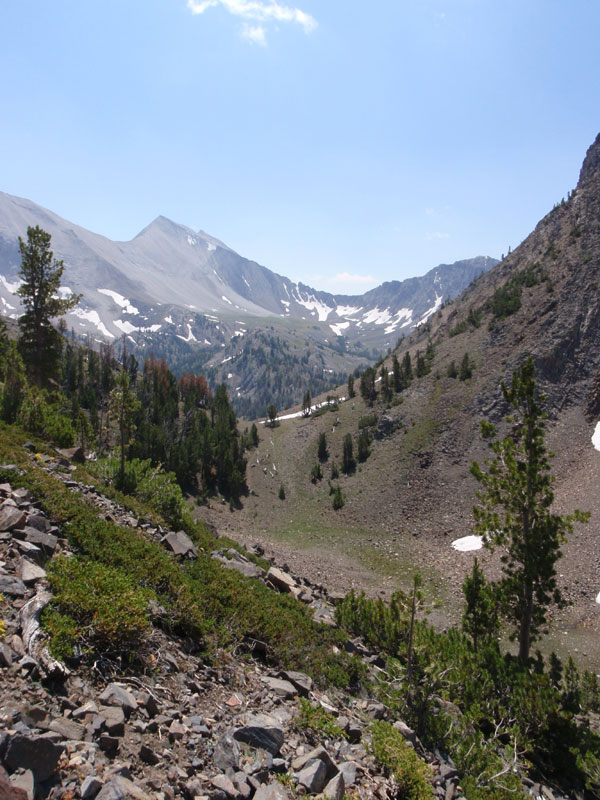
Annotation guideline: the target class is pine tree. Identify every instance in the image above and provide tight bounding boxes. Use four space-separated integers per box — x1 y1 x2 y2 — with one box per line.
357 429 370 462
342 433 356 473
267 404 278 427
317 431 328 461
302 389 312 417
16 226 80 386
347 374 356 399
471 358 588 662
462 557 498 652
109 370 141 490
459 352 472 381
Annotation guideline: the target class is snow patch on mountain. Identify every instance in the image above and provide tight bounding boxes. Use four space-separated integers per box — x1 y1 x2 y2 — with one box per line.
362 307 392 326
0 275 22 294
330 321 350 336
418 293 443 325
176 323 197 343
222 295 232 305
72 307 114 338
384 307 413 335
336 304 362 317
292 285 333 321
98 289 139 315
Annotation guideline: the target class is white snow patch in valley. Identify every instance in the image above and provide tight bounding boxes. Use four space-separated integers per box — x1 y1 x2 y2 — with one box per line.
222 295 233 305
232 330 246 338
1 297 15 310
336 305 362 317
592 421 600 451
330 322 350 336
596 592 600 605
207 242 216 251
281 300 290 307
362 307 392 326
176 323 197 343
164 316 174 324
97 289 139 315
227 372 233 379
451 535 483 552
187 236 196 246
384 307 413 334
221 355 233 363
204 339 211 345
0 275 22 294
292 285 333 321
113 319 139 335
55 286 74 299
72 307 115 338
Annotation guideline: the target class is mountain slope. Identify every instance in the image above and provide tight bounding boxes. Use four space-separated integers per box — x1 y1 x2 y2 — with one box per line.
214 132 600 670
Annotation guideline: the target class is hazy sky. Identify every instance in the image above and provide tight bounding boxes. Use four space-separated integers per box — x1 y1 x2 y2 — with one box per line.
2 1 599 293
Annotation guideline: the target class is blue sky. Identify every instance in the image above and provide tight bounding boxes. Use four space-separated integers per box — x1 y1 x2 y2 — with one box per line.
2 1 599 293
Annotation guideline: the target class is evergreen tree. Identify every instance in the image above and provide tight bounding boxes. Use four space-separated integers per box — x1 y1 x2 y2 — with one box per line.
357 429 370 462
471 358 588 662
342 433 356 473
360 368 377 407
317 431 328 461
380 365 393 403
332 485 344 510
250 422 259 447
402 352 413 384
278 483 286 500
0 342 27 423
462 557 498 652
459 352 472 381
392 354 402 393
267 403 278 427
347 374 355 399
16 226 80 386
109 370 141 489
302 389 312 417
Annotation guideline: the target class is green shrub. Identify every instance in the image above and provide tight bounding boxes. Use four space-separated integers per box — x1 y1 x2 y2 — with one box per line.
358 413 378 429
45 556 152 658
370 721 433 800
332 485 344 510
296 698 348 742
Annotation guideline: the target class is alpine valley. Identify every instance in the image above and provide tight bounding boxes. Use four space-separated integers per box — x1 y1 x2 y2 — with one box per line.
0 191 495 417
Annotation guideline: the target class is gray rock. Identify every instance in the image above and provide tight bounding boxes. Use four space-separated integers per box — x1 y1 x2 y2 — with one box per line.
0 506 26 532
265 567 297 593
322 772 345 800
18 558 46 586
295 758 327 793
338 761 357 786
95 776 152 800
0 771 29 800
25 514 50 532
253 785 291 800
161 530 198 559
0 643 16 667
48 717 86 741
98 683 138 714
280 670 313 696
98 705 126 736
139 744 160 765
20 528 58 556
98 734 120 755
9 770 34 800
211 774 238 796
4 734 65 781
233 714 284 755
291 746 337 781
261 676 298 700
0 575 28 597
81 776 103 800
214 733 241 771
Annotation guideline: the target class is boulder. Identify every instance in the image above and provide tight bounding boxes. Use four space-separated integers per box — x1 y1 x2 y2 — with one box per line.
0 575 28 597
161 530 198 559
48 717 86 741
280 670 313 696
265 567 296 593
18 558 46 586
213 733 241 771
3 733 65 781
295 758 327 793
322 772 345 800
253 785 291 800
98 683 138 714
233 714 284 755
260 676 298 700
0 506 26 532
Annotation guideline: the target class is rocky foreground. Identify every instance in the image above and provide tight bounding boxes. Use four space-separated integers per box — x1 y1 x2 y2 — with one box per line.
0 451 571 800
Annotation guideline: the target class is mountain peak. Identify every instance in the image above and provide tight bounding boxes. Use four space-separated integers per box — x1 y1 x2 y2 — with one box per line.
578 131 600 186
